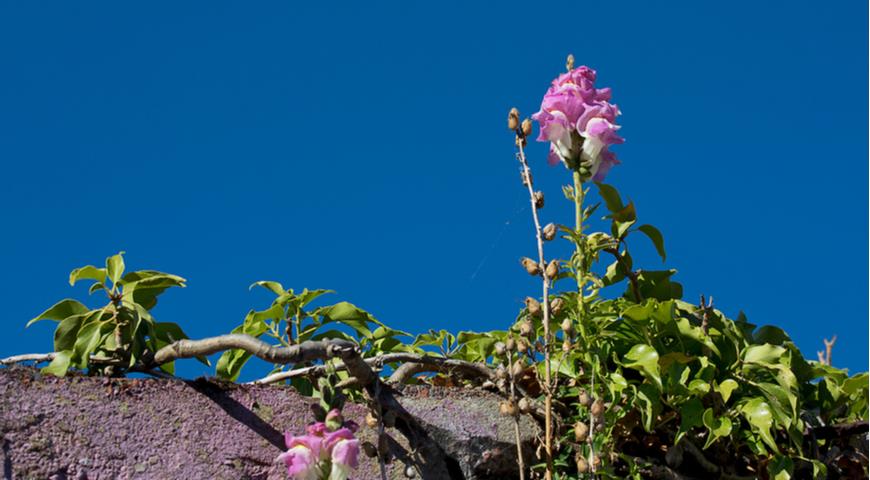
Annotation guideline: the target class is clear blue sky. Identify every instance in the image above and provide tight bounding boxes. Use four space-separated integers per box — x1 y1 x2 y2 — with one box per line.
1 1 866 379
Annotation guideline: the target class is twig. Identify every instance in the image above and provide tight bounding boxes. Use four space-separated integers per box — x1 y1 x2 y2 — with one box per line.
515 124 554 479
817 335 837 366
150 334 356 367
0 353 57 365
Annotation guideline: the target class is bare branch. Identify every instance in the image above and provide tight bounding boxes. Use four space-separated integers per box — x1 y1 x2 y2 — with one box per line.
0 353 57 365
150 334 356 367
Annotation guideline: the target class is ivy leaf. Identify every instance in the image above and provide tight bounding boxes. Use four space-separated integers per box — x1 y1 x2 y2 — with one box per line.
740 397 778 453
69 265 107 286
27 299 89 327
715 379 739 404
624 343 662 390
637 224 667 261
702 408 733 449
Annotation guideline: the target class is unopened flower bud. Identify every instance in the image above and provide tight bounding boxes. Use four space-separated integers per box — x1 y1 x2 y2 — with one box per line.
520 257 541 276
533 191 544 209
566 54 575 71
499 400 518 417
325 408 344 431
562 339 572 352
494 342 506 356
574 421 589 442
545 260 560 279
518 397 532 414
505 336 516 352
578 389 591 407
519 319 534 338
576 454 589 473
521 118 533 137
542 223 557 241
508 108 520 130
525 297 542 317
550 297 564 315
560 318 574 336
590 398 605 417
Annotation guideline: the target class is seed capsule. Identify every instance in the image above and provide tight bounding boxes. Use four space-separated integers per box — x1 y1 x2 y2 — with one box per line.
508 108 520 130
574 421 589 442
511 360 525 378
499 400 518 417
505 336 516 352
576 454 589 473
542 223 557 241
365 412 379 429
516 338 528 354
562 339 572 352
591 454 601 470
533 191 544 209
494 342 506 356
561 318 574 336
525 297 542 317
545 260 560 279
519 319 534 338
578 389 591 407
590 399 605 417
520 257 541 276
550 297 564 315
495 366 508 380
518 396 532 414
566 54 575 71
521 118 533 137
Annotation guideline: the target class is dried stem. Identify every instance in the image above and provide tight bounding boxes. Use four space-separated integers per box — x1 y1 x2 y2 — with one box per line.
150 334 357 367
817 335 837 366
0 352 57 365
507 344 527 480
516 131 554 479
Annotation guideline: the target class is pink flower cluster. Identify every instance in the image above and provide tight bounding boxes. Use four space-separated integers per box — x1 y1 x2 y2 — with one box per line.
278 409 360 480
531 65 623 181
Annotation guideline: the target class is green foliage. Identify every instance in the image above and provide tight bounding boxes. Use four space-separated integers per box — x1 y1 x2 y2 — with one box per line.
27 252 203 376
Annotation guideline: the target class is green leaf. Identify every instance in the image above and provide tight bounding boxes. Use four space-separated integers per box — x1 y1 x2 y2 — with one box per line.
88 282 107 295
41 350 73 376
637 224 666 261
106 252 126 286
740 397 778 453
767 455 793 480
73 320 107 368
249 280 285 296
743 344 787 367
298 289 334 307
716 379 739 404
702 408 733 449
27 299 89 327
69 265 107 286
319 302 378 339
53 312 92 351
595 183 625 213
676 397 704 445
624 343 662 390
122 274 186 310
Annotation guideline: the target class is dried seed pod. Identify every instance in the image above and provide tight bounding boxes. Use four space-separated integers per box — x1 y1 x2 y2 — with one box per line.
511 359 525 378
508 108 520 130
545 260 560 279
576 454 589 473
505 336 516 352
499 400 518 417
365 411 379 429
362 441 378 458
533 191 545 209
405 465 417 478
525 297 542 317
590 398 605 417
560 318 574 336
515 135 527 148
542 223 557 241
516 338 528 354
495 366 508 380
518 396 532 414
519 319 534 338
494 341 506 356
521 118 533 137
578 389 591 407
574 421 589 442
550 297 564 315
591 454 601 470
566 53 575 71
562 339 572 352
520 257 541 276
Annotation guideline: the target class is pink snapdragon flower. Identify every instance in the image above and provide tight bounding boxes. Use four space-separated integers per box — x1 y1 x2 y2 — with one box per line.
278 416 360 480
531 65 623 181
